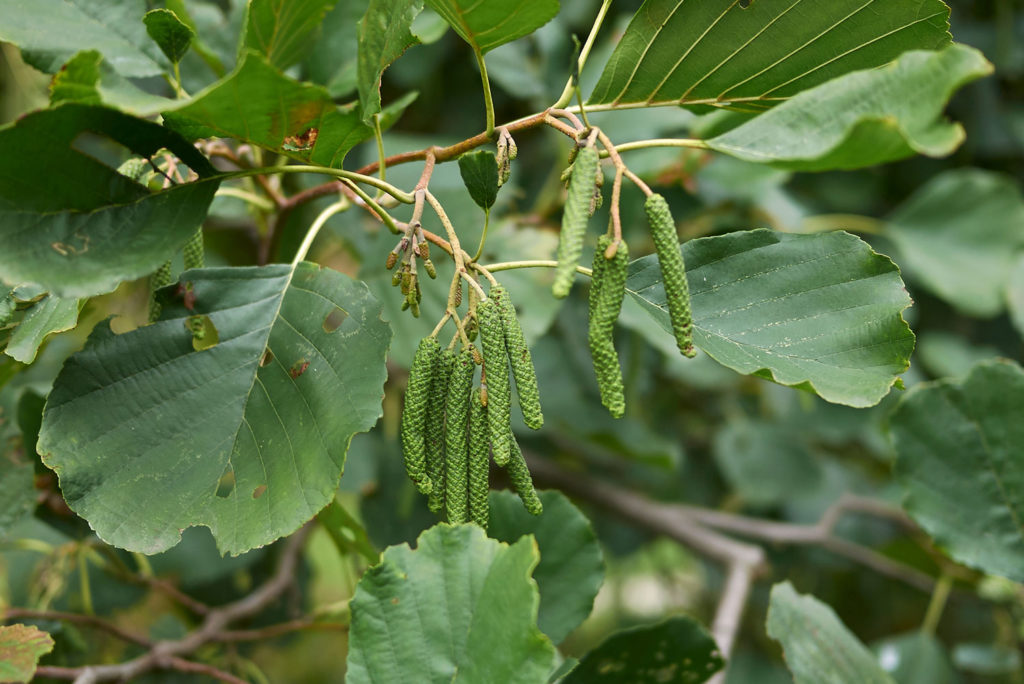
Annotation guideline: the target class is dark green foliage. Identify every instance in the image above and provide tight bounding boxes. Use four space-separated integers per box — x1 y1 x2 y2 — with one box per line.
468 388 490 527
401 337 439 494
553 144 599 298
477 297 512 466
588 235 629 418
645 193 695 358
493 285 543 430
444 347 475 524
426 347 454 514
506 435 542 516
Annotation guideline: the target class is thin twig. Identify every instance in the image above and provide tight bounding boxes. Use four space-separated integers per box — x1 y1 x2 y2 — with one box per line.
3 609 151 648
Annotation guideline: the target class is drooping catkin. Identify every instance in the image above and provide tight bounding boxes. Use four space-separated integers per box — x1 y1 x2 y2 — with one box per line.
425 347 453 513
476 297 512 467
492 285 543 430
645 194 695 358
553 145 599 298
588 235 629 418
468 388 490 527
183 228 205 270
148 260 174 323
506 435 542 516
400 338 438 494
444 348 475 524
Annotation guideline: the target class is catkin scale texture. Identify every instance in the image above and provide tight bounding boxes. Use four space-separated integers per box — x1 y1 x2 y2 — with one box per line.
588 235 629 418
492 286 543 430
477 298 512 466
553 145 599 298
400 338 438 494
425 347 453 513
444 348 475 524
468 389 490 527
507 436 542 516
183 228 205 270
645 194 696 358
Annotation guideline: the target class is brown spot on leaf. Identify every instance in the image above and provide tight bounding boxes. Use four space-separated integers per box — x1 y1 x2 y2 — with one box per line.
177 282 197 311
282 127 319 152
289 359 310 379
323 307 348 332
252 485 267 499
260 348 274 367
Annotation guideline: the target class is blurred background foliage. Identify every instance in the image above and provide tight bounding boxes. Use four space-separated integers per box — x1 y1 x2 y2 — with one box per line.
1 0 1022 681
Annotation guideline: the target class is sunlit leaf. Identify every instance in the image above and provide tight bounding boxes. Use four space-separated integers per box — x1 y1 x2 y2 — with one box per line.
4 296 80 364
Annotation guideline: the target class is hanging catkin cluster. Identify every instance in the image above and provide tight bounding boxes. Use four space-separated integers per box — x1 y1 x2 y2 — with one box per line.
400 286 545 525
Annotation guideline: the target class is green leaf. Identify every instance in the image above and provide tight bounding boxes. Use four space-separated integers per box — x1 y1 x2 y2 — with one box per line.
626 229 914 408
705 46 992 170
562 616 724 684
885 169 1024 317
488 490 604 645
0 0 167 78
767 581 897 684
49 50 176 116
458 150 500 211
38 263 391 555
872 632 956 684
4 296 80 364
712 420 821 507
0 103 219 298
1010 256 1024 341
588 0 951 109
952 643 1022 675
0 446 35 541
424 0 559 55
163 51 373 168
144 9 195 65
890 359 1024 581
0 624 54 683
346 524 556 683
357 0 423 123
242 0 340 70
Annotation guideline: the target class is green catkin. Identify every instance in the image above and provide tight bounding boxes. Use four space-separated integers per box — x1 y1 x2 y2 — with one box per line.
588 235 629 418
553 144 599 298
183 228 205 270
148 260 174 323
645 194 696 358
507 435 542 516
426 347 454 514
468 388 490 527
491 285 543 430
444 348 475 524
476 298 512 467
400 338 438 494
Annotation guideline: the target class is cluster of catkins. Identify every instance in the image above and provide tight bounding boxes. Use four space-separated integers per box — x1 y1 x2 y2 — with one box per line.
400 285 543 526
554 139 696 419
385 222 437 318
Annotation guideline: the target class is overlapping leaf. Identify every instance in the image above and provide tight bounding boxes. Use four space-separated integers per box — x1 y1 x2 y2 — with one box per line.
38 263 391 555
626 229 914 407
767 582 896 684
163 51 374 168
890 359 1024 581
49 51 176 116
4 295 80 364
424 0 559 54
346 524 555 683
705 46 992 170
588 0 951 109
242 0 339 69
0 103 218 298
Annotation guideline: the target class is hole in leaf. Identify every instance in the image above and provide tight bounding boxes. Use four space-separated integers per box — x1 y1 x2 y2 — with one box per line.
185 314 219 351
260 348 274 367
289 358 310 379
323 307 348 332
739 0 752 7
252 484 267 499
216 465 235 498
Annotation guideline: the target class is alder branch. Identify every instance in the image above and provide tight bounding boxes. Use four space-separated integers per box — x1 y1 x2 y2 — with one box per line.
2 609 151 648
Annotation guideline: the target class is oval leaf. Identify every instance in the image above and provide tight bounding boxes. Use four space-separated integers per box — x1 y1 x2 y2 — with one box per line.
458 150 500 211
562 616 724 684
488 489 604 644
38 263 391 555
346 524 556 683
424 0 559 55
588 0 951 109
144 8 194 65
767 581 896 684
890 359 1024 581
705 46 992 170
626 228 914 407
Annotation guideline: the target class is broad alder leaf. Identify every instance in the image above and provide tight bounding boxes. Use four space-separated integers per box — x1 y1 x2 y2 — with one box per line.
768 582 896 684
242 0 339 70
890 359 1024 581
424 0 559 55
357 0 423 122
0 624 54 684
705 46 992 170
457 150 500 211
144 9 195 65
627 229 913 408
588 0 951 109
346 524 555 683
0 103 218 298
39 264 391 555
164 51 373 168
